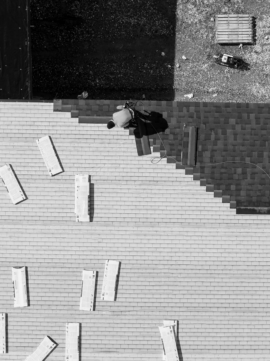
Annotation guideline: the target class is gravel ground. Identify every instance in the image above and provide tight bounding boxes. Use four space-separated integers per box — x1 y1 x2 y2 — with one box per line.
31 0 270 102
174 0 270 103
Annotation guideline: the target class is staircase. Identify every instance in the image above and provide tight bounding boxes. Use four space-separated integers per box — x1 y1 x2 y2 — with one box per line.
0 101 269 361
54 99 270 212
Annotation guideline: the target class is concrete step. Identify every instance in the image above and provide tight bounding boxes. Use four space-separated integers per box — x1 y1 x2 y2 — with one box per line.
2 101 269 361
0 112 71 117
0 116 73 121
79 116 111 124
0 101 53 106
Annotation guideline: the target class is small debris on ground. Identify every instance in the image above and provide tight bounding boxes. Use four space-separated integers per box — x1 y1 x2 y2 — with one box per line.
184 93 194 99
182 55 187 60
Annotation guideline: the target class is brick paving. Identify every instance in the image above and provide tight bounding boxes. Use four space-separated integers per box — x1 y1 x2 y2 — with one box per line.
0 102 269 361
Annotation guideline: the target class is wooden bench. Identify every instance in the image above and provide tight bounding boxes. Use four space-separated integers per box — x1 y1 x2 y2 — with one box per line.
215 14 254 44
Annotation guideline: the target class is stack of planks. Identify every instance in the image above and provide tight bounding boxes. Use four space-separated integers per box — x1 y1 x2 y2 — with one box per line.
215 14 253 44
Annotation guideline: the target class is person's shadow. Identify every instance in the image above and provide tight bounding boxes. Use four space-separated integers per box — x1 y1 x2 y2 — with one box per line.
132 111 169 138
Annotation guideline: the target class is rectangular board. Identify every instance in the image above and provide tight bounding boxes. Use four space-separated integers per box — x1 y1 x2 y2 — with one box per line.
0 164 26 204
137 117 151 156
188 126 197 166
65 323 80 361
216 27 252 30
25 336 57 361
101 260 120 301
162 320 178 361
80 270 96 311
216 14 251 17
12 267 28 308
217 38 253 42
75 175 90 222
0 314 6 354
36 135 63 176
216 37 253 43
159 325 179 361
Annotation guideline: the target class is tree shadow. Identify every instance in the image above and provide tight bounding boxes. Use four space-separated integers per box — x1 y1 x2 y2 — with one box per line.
175 333 184 361
79 323 82 361
133 111 169 139
89 178 94 222
114 262 121 302
25 266 30 307
44 336 58 360
49 136 65 175
92 271 98 311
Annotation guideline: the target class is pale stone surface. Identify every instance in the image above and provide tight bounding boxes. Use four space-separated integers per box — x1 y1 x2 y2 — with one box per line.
0 102 269 360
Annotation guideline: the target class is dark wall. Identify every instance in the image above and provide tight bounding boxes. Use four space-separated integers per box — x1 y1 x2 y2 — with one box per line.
0 0 32 99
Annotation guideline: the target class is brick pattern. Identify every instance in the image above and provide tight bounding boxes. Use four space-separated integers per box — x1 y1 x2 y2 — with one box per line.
0 102 270 361
54 99 270 211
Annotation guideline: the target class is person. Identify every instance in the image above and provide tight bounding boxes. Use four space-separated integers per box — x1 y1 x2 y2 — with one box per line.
107 107 136 129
